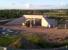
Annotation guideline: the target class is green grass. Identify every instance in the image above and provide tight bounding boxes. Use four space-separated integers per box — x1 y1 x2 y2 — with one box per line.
25 34 41 44
22 33 68 48
0 34 20 47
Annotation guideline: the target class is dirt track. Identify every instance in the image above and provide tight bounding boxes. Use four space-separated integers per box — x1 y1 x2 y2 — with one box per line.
0 25 68 33
0 25 68 43
1 25 68 48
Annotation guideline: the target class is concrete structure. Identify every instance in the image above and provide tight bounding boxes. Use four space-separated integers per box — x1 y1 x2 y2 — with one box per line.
22 15 57 28
6 15 57 28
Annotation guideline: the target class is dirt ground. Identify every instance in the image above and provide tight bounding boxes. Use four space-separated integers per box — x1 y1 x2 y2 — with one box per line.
0 25 68 44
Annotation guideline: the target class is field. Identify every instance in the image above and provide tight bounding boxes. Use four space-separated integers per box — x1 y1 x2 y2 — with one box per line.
0 25 68 49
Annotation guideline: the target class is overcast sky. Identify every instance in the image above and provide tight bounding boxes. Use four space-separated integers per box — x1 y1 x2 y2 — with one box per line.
0 0 68 9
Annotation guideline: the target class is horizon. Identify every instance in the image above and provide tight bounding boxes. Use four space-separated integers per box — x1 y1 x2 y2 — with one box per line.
0 0 68 9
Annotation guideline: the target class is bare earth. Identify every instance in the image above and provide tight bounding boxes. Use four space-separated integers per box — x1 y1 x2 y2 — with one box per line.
0 25 68 43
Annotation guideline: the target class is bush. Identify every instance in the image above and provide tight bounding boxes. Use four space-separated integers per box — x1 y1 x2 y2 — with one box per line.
0 35 19 47
22 33 57 48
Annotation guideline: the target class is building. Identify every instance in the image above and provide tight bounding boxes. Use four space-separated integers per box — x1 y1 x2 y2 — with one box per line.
6 15 57 28
22 15 57 28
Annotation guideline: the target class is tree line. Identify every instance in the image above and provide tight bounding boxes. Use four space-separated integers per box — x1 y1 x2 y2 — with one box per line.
0 9 23 19
0 9 68 19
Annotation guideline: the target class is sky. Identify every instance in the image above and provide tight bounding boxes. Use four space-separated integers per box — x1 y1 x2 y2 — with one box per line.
0 0 68 9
